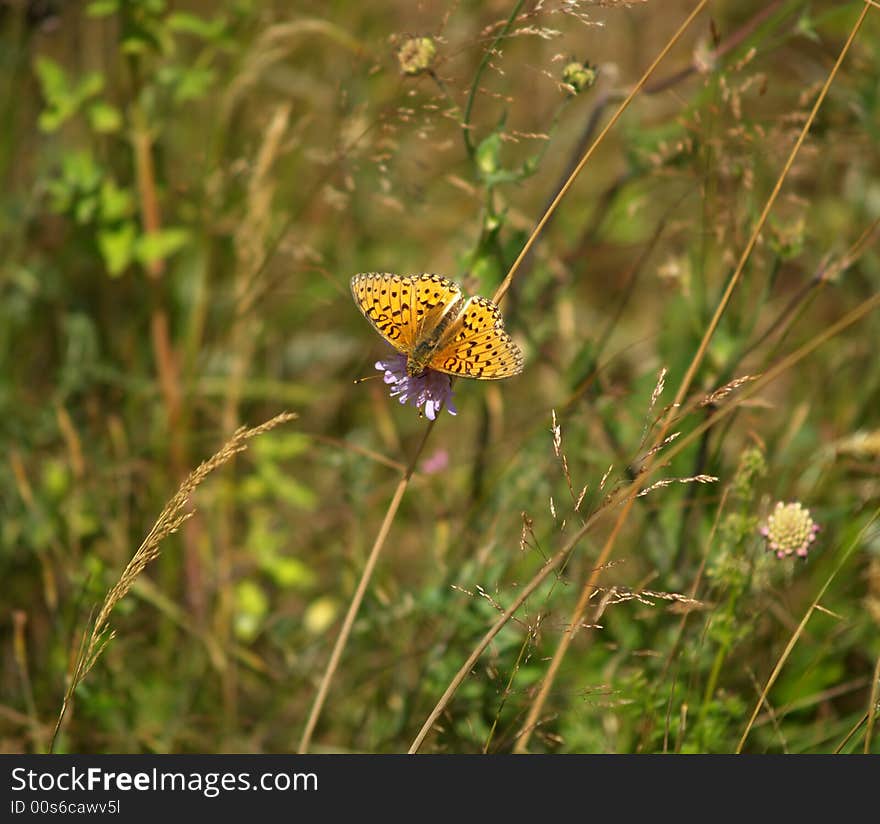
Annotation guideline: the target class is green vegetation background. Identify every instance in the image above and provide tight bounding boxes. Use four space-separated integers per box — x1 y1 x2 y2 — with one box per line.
2 0 879 753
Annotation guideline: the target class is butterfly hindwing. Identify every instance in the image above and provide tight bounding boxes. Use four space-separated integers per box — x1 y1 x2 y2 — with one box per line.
450 296 504 341
430 298 524 379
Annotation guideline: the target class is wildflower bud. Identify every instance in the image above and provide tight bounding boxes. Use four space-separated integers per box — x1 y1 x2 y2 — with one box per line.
759 501 820 559
768 218 806 261
562 60 597 95
733 446 766 499
397 36 436 76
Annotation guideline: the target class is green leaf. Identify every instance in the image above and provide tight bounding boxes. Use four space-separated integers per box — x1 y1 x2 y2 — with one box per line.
37 108 65 133
172 66 216 102
303 597 339 635
62 150 103 191
258 463 318 510
482 167 531 187
252 432 311 460
167 11 228 40
34 57 71 132
476 132 502 178
234 580 269 642
795 9 820 42
245 508 285 556
121 21 167 56
134 227 190 266
262 556 315 589
79 72 105 99
86 0 120 16
34 59 105 132
41 459 70 499
469 254 500 285
34 56 69 100
99 179 134 222
98 222 137 275
74 196 99 224
474 131 539 187
87 100 123 133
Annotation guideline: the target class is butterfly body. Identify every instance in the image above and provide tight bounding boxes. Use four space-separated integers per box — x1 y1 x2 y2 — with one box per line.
351 272 523 380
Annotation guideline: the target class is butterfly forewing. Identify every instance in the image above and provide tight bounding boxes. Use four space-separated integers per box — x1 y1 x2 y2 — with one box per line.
351 272 463 354
351 273 415 352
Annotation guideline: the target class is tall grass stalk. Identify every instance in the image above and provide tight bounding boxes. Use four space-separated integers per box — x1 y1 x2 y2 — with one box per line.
297 421 435 752
49 412 297 753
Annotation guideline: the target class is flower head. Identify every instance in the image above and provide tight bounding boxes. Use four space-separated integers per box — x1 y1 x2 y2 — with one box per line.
759 501 820 559
376 354 457 420
561 60 598 95
396 36 436 76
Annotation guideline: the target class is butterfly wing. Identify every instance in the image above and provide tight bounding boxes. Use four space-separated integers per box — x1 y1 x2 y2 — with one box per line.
350 272 420 353
410 273 463 341
351 272 463 354
429 296 524 380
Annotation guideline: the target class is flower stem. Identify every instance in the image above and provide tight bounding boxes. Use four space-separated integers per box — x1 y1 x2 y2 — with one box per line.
298 421 436 753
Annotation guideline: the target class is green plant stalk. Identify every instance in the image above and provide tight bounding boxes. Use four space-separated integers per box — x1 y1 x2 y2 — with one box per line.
462 0 525 159
483 631 531 753
696 590 739 748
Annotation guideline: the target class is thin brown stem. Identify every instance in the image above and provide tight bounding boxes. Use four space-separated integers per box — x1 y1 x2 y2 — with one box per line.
131 106 200 616
865 655 880 753
12 611 45 752
298 421 436 753
491 0 711 308
835 713 869 754
408 538 579 754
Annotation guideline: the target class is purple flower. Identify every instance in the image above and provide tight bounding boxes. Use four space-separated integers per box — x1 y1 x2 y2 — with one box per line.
759 501 820 559
420 449 450 474
376 354 458 420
